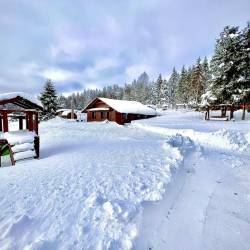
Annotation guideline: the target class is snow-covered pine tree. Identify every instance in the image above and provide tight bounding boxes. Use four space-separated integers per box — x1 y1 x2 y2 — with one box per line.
40 79 58 120
190 57 205 105
176 66 189 104
134 72 150 103
209 26 242 105
123 84 133 101
168 67 179 107
57 94 67 109
238 22 250 119
150 74 163 106
202 56 212 90
137 72 149 85
161 79 169 107
157 74 164 106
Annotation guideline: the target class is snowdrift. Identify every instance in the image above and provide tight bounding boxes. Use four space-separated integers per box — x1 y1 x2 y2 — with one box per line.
0 118 193 250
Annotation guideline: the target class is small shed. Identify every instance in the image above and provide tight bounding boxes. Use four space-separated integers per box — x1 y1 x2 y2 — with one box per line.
56 109 77 119
82 97 157 125
0 92 43 165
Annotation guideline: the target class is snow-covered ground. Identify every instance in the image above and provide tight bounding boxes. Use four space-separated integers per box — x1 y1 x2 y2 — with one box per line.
0 118 186 249
133 110 250 250
0 110 250 249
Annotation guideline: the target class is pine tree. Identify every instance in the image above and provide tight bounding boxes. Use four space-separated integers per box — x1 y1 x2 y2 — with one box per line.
40 79 58 120
238 22 250 119
57 94 67 109
134 72 150 103
156 74 164 106
209 26 242 104
190 57 205 105
202 56 212 90
168 67 179 107
137 72 149 85
176 66 189 104
161 79 169 106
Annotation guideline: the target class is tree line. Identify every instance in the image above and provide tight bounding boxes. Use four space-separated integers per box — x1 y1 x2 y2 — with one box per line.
56 57 210 110
40 22 249 120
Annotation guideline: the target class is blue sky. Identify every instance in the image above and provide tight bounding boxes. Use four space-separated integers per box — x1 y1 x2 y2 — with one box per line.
0 0 249 94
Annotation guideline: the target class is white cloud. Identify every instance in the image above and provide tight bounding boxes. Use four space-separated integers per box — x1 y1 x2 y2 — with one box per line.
41 68 74 81
1 0 250 94
50 37 86 61
83 57 121 80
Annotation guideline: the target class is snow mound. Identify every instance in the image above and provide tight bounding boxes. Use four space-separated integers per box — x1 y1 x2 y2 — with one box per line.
132 119 249 152
166 134 195 153
212 129 250 152
1 131 36 145
245 132 250 144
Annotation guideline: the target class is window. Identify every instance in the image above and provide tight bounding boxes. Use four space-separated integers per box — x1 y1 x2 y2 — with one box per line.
123 113 128 120
101 111 105 119
92 112 96 119
101 111 109 119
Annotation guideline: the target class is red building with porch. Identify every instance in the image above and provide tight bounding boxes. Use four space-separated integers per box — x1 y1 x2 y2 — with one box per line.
82 97 157 125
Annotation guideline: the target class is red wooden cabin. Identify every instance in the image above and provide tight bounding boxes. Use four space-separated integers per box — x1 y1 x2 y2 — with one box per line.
82 97 157 125
0 93 43 165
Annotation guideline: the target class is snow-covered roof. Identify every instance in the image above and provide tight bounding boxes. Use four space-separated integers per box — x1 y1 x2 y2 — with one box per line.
87 107 110 111
57 109 69 113
0 92 41 105
85 97 157 116
62 110 76 116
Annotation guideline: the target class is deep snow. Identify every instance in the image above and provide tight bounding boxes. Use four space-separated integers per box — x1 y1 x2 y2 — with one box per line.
133 110 250 250
0 118 185 249
0 110 249 250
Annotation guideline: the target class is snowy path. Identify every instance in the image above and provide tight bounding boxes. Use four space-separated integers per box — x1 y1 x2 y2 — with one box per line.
133 111 250 250
134 149 250 250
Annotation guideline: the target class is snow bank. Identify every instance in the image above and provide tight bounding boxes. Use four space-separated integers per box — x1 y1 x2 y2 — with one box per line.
1 131 36 145
14 150 36 161
133 112 250 152
245 132 250 144
12 143 34 153
0 118 188 249
210 129 250 151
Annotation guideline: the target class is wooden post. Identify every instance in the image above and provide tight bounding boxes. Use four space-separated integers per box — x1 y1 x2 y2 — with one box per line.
26 113 29 130
0 116 2 132
28 113 34 131
34 113 39 135
19 117 23 130
205 107 210 120
242 103 246 120
3 112 8 132
230 106 234 120
34 136 40 158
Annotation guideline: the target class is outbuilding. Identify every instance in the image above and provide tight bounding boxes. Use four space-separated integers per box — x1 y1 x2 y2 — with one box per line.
82 97 157 125
56 109 77 119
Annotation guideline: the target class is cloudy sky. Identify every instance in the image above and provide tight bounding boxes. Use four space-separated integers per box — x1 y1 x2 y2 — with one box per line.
0 0 249 94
